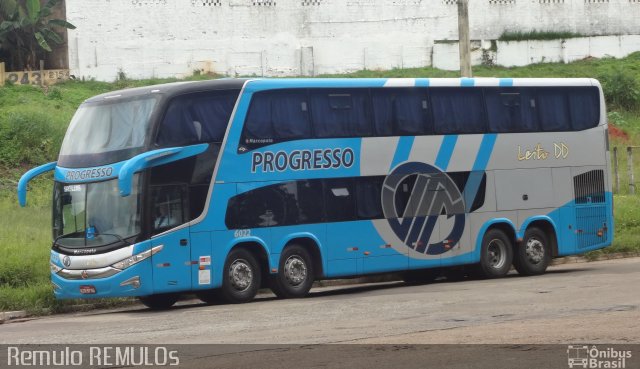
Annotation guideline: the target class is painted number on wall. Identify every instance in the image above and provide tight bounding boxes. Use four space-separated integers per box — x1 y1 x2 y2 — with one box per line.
5 70 70 85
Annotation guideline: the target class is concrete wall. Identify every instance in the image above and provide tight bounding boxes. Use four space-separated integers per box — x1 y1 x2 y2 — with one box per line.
65 0 640 80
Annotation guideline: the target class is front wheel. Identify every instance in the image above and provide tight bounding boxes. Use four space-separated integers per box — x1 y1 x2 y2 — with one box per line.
514 227 551 276
270 245 314 298
476 228 513 278
139 293 179 310
220 248 261 304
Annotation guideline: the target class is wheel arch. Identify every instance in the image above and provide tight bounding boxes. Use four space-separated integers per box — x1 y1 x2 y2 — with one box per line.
228 238 271 287
280 234 324 279
474 218 518 262
520 217 559 258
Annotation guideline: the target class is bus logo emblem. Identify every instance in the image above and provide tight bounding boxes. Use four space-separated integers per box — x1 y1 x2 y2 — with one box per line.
381 162 465 255
62 256 71 267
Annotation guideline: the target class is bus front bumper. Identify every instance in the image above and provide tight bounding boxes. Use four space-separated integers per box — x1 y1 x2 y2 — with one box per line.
51 259 154 299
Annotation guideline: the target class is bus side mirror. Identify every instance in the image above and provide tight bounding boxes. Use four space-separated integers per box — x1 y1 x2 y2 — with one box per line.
118 143 209 197
17 162 57 207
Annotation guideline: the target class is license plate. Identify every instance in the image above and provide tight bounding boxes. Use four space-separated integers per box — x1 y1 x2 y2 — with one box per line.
79 285 96 294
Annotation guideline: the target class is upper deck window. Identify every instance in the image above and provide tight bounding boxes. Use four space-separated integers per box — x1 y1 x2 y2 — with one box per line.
156 90 239 147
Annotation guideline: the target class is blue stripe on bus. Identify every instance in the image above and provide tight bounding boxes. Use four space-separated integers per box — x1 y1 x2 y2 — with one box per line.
472 133 497 171
415 78 430 87
434 135 458 171
246 78 389 92
464 133 497 211
461 78 474 87
389 136 415 170
499 78 514 87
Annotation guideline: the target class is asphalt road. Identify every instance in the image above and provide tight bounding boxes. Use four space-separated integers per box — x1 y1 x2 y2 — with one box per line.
1 258 639 345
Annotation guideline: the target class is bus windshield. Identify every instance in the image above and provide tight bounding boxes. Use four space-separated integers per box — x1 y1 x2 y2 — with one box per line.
52 176 141 248
59 96 158 162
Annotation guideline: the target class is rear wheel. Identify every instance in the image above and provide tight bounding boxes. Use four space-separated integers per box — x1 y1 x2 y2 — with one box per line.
220 248 261 304
514 227 551 276
270 244 314 298
139 293 179 310
476 228 513 278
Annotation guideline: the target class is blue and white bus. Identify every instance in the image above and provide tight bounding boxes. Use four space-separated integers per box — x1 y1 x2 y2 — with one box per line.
19 77 613 309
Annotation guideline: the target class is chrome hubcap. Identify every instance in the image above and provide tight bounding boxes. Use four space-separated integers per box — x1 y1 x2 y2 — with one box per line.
284 256 307 286
525 238 545 264
229 259 253 291
487 239 507 269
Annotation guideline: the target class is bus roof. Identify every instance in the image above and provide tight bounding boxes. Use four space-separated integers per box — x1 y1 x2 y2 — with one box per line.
83 78 249 104
83 77 600 103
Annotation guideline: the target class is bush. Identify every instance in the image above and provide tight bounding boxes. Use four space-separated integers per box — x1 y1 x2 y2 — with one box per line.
599 68 640 111
0 111 66 165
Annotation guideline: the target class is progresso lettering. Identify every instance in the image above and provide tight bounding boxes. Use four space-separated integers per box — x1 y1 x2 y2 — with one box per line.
65 167 114 181
251 148 355 173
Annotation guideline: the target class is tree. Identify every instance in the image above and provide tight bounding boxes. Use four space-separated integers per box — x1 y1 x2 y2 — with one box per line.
0 0 75 71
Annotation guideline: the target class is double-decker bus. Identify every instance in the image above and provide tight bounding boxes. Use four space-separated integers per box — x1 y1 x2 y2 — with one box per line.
18 77 612 309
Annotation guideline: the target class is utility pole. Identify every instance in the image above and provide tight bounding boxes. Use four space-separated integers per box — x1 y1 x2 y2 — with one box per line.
457 0 472 77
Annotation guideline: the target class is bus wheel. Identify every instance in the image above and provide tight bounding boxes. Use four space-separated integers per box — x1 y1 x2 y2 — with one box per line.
139 293 178 310
270 244 314 298
514 227 551 276
477 228 513 278
221 248 261 304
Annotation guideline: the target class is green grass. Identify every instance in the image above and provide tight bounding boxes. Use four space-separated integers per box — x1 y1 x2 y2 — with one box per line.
1 56 640 314
498 30 586 42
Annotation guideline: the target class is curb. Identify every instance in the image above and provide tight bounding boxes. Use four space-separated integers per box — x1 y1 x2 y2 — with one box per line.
1 253 638 323
0 310 27 324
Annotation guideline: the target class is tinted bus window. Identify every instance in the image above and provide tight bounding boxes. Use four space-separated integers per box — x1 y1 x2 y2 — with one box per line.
310 89 371 138
431 88 485 134
371 88 431 136
537 89 570 131
244 90 311 144
355 177 384 219
485 88 539 132
323 178 356 221
569 87 600 131
157 90 239 146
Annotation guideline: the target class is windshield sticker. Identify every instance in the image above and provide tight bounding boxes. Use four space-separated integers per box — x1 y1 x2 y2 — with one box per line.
63 185 83 192
65 167 114 181
251 148 355 173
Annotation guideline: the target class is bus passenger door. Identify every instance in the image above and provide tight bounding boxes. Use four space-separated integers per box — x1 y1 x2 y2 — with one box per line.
150 184 192 293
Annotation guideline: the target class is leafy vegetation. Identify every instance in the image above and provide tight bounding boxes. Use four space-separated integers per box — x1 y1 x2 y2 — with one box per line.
0 0 75 70
498 30 586 42
1 55 639 314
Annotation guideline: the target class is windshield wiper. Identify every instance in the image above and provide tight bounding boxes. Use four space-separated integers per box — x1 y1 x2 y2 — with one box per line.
95 232 132 246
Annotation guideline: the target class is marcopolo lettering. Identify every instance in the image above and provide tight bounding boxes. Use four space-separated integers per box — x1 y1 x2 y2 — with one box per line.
65 167 114 181
252 148 355 173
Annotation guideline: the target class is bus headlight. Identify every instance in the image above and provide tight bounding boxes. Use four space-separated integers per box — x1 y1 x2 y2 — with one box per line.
50 262 62 273
111 245 163 270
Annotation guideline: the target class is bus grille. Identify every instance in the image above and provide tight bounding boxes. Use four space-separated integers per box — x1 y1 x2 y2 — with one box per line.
573 169 605 204
574 169 607 249
575 205 608 249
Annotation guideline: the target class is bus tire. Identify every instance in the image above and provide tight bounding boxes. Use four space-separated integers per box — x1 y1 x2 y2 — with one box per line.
139 293 178 310
270 244 314 298
514 227 551 276
477 228 513 278
221 248 261 304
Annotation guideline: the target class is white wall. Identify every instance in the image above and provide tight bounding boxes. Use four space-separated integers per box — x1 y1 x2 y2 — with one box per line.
65 0 640 80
